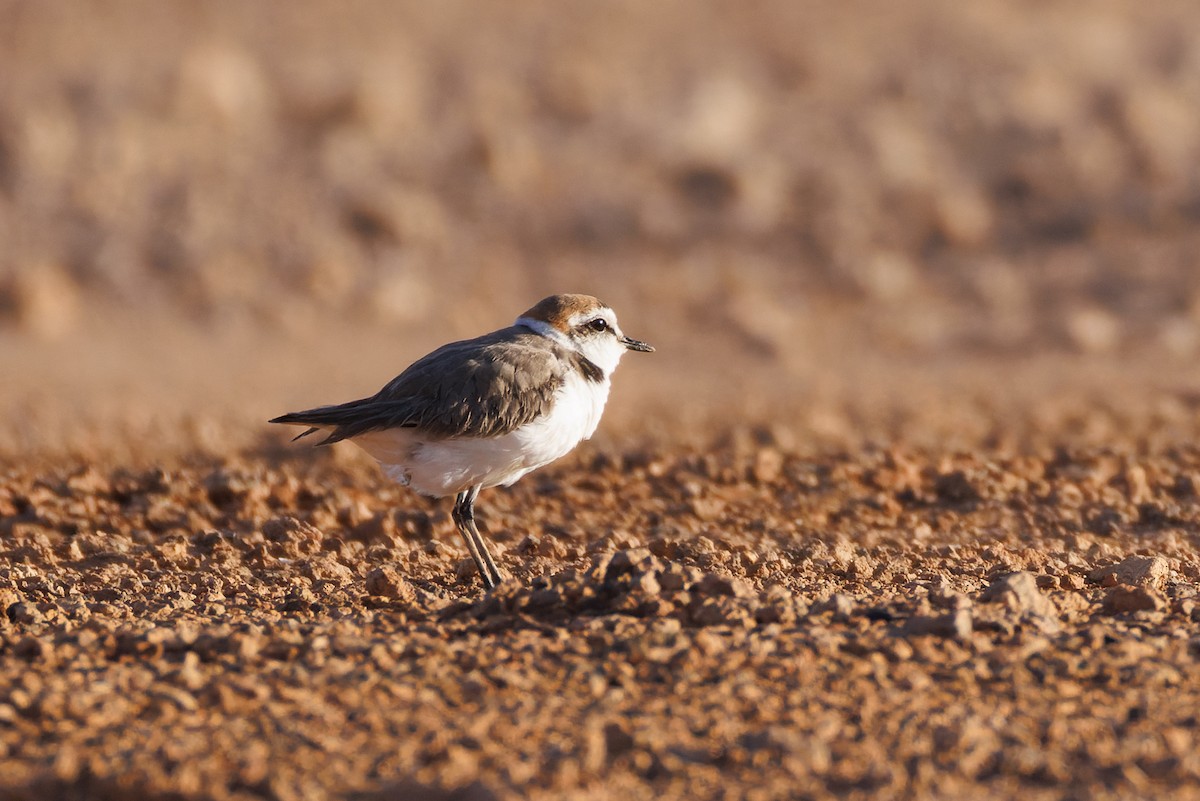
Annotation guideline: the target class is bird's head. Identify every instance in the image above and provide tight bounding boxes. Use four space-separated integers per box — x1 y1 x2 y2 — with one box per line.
516 293 654 376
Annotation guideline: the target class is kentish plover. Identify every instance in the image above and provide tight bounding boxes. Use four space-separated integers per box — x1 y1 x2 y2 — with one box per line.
270 294 653 590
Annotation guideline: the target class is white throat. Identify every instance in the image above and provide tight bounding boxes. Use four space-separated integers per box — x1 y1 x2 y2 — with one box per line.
574 332 624 376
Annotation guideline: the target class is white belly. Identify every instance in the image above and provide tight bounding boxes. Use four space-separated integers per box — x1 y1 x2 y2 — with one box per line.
351 372 611 497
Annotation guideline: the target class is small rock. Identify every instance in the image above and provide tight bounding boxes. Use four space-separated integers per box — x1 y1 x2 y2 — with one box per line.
586 553 614 582
688 497 725 521
152 686 199 712
647 537 677 559
934 470 980 503
1124 465 1152 505
1066 306 1120 354
902 609 973 640
352 511 397 542
236 632 263 660
0 588 21 611
605 548 655 580
1100 585 1166 615
304 555 356 584
752 448 784 483
1088 555 1168 588
177 651 205 691
813 593 856 620
980 571 1057 617
13 635 50 660
65 466 109 495
688 598 735 626
755 601 795 626
631 572 661 598
693 573 750 598
206 470 252 507
1059 574 1085 591
604 722 635 758
365 565 417 603
8 602 44 626
52 743 81 781
657 565 688 592
263 515 322 542
693 629 726 656
525 588 561 609
454 559 480 584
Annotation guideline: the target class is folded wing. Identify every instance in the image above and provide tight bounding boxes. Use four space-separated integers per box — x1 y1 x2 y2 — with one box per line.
269 327 568 444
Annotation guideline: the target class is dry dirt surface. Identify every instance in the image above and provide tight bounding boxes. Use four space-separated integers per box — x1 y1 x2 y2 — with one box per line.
5 1 1200 800
3 434 1200 800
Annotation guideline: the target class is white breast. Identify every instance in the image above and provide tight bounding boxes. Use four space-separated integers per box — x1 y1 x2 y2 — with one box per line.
351 371 612 498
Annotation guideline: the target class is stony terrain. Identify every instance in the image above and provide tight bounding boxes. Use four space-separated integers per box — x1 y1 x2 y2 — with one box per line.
4 1 1200 799
3 434 1200 800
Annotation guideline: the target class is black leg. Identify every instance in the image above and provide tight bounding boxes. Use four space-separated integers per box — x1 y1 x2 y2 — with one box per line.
452 489 493 590
458 485 504 589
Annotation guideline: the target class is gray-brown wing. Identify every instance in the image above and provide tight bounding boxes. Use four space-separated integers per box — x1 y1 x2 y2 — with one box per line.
270 327 569 443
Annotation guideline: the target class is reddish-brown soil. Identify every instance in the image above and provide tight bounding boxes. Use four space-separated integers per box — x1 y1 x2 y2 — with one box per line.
4 2 1200 799
3 440 1200 800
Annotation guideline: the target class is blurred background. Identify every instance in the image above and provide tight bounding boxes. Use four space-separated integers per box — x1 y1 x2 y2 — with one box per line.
2 0 1200 460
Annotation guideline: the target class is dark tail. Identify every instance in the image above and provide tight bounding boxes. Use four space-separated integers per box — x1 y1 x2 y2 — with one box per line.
269 400 375 445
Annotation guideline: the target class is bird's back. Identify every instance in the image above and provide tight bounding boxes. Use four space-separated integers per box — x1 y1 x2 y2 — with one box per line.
271 326 575 444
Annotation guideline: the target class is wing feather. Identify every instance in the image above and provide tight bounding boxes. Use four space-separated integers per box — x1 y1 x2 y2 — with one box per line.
269 327 569 443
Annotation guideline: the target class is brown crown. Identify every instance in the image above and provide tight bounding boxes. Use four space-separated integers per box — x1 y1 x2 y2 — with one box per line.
519 294 608 332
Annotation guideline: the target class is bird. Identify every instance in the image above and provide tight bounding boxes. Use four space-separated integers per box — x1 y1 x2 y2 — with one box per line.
270 293 654 590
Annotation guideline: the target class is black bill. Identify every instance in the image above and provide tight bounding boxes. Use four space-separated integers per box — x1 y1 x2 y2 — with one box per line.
620 336 655 352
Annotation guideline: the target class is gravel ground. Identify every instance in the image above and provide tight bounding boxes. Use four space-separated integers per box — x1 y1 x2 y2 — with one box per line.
3 436 1200 800
4 2 1200 799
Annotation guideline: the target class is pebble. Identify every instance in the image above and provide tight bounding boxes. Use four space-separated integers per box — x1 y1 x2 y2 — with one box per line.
813 593 856 621
1100 586 1167 616
693 573 751 599
901 609 973 640
1088 555 1168 588
979 571 1057 618
364 565 417 603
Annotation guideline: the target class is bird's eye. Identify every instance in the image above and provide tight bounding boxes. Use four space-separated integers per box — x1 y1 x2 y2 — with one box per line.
588 318 609 333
